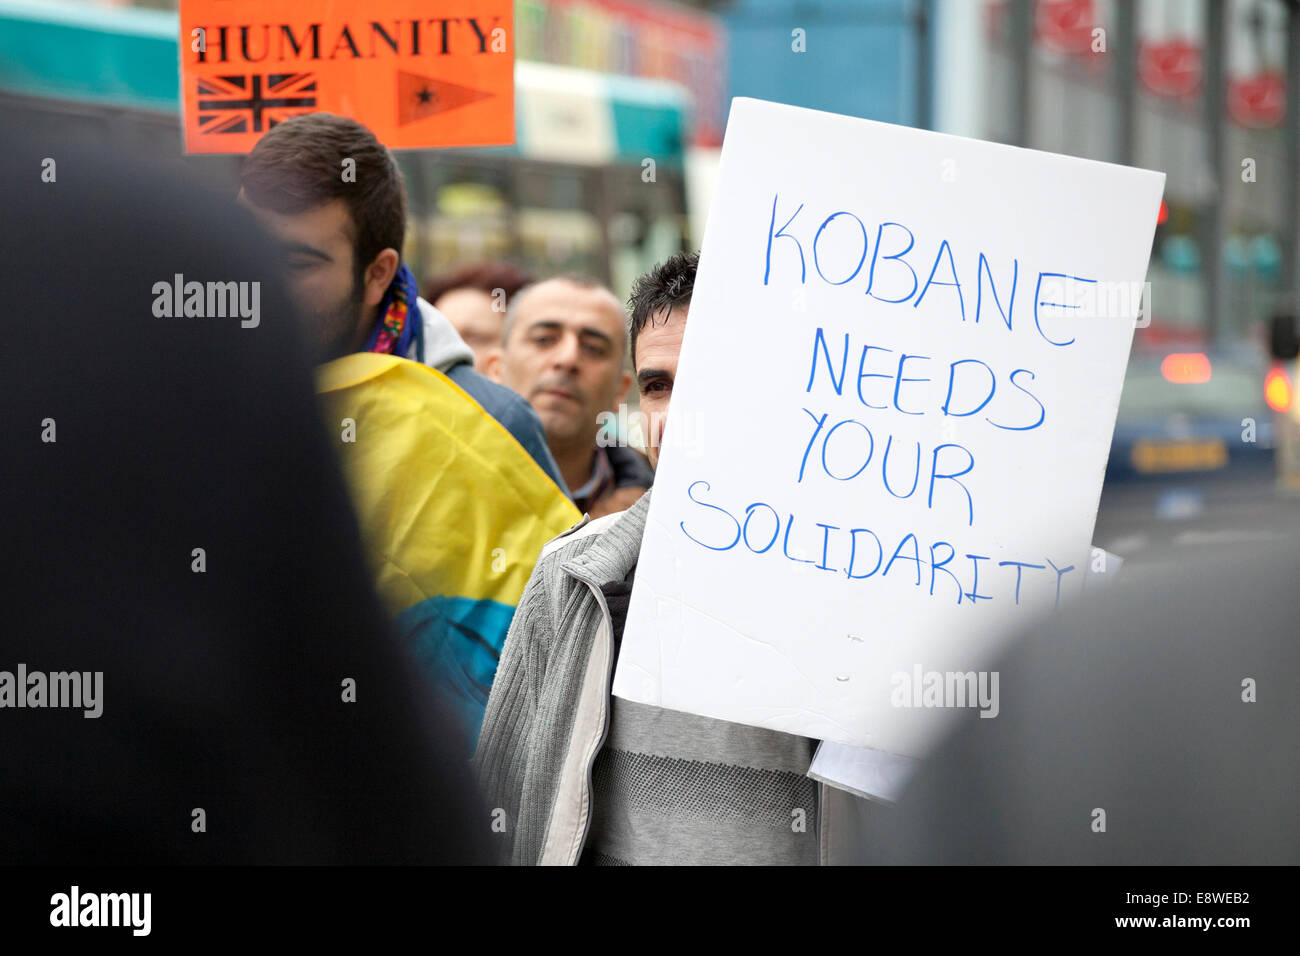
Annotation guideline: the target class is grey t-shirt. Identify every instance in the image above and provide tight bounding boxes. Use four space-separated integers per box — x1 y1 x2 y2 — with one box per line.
581 566 820 866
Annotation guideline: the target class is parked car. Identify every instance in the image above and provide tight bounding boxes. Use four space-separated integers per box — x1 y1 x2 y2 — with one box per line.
1107 344 1275 482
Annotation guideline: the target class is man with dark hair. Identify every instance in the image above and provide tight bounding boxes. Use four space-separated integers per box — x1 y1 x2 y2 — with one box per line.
474 251 864 864
238 112 565 493
423 261 534 373
625 253 699 470
490 273 653 518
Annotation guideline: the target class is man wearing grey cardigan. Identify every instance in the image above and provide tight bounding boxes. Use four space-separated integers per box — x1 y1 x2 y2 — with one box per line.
472 252 865 865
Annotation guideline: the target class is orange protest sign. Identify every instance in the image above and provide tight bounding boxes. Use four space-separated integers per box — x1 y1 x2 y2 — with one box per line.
178 0 514 154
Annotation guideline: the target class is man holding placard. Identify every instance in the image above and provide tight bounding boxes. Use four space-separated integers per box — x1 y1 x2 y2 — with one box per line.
613 98 1163 764
475 96 1163 865
474 252 866 865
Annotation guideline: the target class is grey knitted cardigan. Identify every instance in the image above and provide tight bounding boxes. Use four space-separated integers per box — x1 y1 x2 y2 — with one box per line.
472 489 874 865
471 491 651 864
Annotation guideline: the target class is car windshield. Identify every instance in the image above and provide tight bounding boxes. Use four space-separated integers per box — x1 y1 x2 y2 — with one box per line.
1116 357 1265 422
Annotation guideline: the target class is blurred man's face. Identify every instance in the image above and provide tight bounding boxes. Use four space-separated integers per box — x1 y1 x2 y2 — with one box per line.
497 279 631 449
634 303 688 471
237 193 390 360
435 288 502 374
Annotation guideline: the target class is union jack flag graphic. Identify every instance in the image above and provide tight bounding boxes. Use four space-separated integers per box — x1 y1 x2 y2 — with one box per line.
196 74 318 135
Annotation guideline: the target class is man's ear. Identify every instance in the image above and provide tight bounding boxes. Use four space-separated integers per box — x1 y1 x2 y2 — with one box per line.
615 367 632 405
362 248 401 308
482 350 504 383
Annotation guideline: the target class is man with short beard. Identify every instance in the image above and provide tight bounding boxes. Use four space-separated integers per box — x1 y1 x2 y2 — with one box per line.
237 112 565 495
236 113 579 747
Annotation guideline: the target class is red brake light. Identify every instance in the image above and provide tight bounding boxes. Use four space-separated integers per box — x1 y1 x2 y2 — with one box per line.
1161 352 1211 384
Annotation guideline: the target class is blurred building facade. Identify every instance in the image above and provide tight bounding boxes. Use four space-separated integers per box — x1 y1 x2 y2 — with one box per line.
695 0 1290 351
938 0 1292 350
715 0 931 127
6 0 1296 348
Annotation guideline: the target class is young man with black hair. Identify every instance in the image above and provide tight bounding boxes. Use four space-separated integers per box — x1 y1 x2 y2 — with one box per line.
237 112 566 495
474 252 864 864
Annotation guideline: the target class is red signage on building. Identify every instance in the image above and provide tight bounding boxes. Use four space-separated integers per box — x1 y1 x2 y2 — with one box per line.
1036 0 1097 55
1228 70 1285 128
1138 38 1202 100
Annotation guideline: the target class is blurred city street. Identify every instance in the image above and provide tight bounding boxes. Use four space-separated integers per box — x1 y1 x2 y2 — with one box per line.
1097 464 1300 567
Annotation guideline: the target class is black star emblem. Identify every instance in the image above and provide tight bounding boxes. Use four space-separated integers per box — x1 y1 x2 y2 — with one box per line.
416 86 434 105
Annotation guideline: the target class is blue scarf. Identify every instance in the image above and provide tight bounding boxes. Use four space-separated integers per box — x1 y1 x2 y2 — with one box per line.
364 262 423 362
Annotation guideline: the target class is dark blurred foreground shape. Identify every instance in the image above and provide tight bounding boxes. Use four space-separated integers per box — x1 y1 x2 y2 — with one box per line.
848 534 1300 865
0 108 488 864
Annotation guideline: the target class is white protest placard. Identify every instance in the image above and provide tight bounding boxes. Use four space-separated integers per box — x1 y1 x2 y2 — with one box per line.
807 741 919 805
613 98 1165 757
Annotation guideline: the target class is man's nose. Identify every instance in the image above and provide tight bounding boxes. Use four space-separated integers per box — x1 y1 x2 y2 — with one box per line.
550 332 581 369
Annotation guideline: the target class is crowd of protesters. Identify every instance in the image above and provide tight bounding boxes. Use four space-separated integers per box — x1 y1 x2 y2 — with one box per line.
230 112 847 865
10 104 1292 870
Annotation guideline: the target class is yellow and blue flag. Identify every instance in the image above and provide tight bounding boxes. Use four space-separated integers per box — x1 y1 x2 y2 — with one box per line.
317 353 580 751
